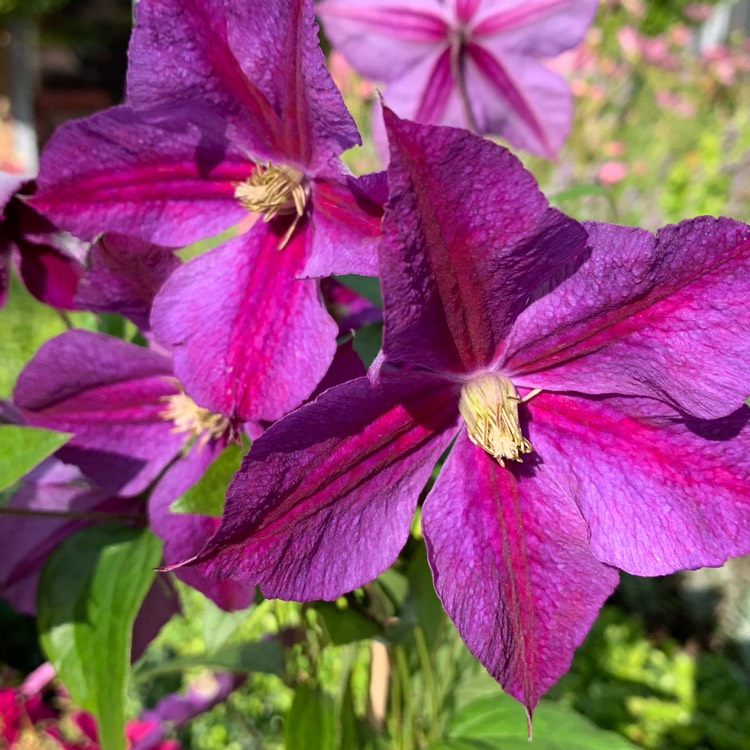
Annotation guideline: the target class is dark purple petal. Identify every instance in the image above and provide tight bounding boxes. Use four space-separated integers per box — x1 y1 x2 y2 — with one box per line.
14 330 184 496
149 445 254 611
31 105 249 245
132 577 181 661
423 430 618 712
465 43 568 159
505 219 750 419
15 240 81 310
0 245 8 309
526 392 750 576
303 170 385 278
318 1 449 82
322 279 383 335
473 0 599 58
381 112 588 375
186 372 461 600
0 460 135 614
76 234 180 331
151 225 338 423
310 339 367 398
129 0 359 168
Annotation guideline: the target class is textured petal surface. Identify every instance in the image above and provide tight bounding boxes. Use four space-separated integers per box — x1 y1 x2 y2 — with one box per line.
381 112 588 374
318 0 448 82
526 392 750 576
303 170 385 278
151 225 337 423
187 372 461 600
505 219 750 419
31 105 249 245
0 460 134 615
129 0 359 167
424 430 618 711
14 330 184 496
76 234 180 331
473 0 599 58
149 445 254 611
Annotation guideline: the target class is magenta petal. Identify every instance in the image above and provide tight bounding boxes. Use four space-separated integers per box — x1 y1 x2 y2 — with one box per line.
15 240 81 310
0 245 8 308
318 0 449 82
76 234 180 331
381 111 588 374
188 373 461 600
149 445 254 611
151 226 337 423
13 330 184 496
527 392 750 576
303 170 385 278
506 219 750 419
31 105 249 245
423 430 618 711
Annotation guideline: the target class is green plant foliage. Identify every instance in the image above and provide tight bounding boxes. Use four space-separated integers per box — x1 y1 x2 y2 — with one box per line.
0 0 70 17
286 683 336 750
0 425 71 494
37 526 162 750
314 601 382 646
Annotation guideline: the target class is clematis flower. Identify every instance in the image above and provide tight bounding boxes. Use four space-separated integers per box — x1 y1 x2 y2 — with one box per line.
29 0 384 423
184 113 750 716
318 0 599 157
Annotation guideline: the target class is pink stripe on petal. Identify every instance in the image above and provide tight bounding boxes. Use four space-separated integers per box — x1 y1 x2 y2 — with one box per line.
473 0 571 36
318 6 448 42
415 48 454 124
455 0 482 23
424 430 618 711
467 42 553 157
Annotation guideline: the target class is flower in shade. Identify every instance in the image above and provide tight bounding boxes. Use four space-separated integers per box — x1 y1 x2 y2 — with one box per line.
318 0 599 157
184 112 750 717
29 0 384 424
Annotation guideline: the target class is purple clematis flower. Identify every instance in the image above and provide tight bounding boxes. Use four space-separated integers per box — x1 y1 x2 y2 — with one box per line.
184 113 750 714
28 0 384 423
318 0 599 157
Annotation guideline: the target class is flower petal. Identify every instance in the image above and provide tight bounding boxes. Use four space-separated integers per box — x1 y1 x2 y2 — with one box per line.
505 219 750 419
149 445 255 611
526 392 750 576
186 373 460 600
13 330 184 496
318 0 449 82
473 0 599 58
381 111 588 374
151 225 337 423
31 105 249 245
423 430 618 711
303 170 385 278
76 234 180 331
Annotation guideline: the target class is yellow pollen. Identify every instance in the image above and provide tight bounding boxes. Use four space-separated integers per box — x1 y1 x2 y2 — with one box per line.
458 374 532 466
161 391 230 449
234 163 309 247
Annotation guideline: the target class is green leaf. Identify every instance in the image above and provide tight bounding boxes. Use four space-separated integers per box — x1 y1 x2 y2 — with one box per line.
445 695 638 749
170 443 244 516
550 184 608 203
0 425 71 492
334 274 382 306
136 639 285 679
315 601 381 645
286 683 336 750
176 224 238 261
352 323 383 369
202 597 255 654
37 526 162 750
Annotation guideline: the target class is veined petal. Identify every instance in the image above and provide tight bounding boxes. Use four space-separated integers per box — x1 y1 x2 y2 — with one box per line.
526 392 750 576
423 430 618 712
465 43 568 158
381 111 587 374
318 0 449 83
31 105 249 245
149 445 254 612
151 225 337 423
473 0 599 58
505 219 750 419
76 234 180 331
13 330 184 496
186 373 461 600
303 170 385 278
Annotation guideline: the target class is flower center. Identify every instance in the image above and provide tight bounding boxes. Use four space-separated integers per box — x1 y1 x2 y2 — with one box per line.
161 391 230 448
458 374 532 466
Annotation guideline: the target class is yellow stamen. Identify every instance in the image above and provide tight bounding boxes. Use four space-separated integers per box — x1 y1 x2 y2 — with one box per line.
161 391 229 449
234 163 309 248
458 374 532 466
